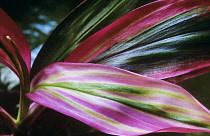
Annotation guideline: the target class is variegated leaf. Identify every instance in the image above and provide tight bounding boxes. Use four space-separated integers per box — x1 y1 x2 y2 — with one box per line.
27 63 210 135
65 0 210 83
31 0 139 77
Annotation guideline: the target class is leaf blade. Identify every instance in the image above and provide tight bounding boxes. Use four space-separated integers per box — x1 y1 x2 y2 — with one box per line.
31 0 139 77
0 9 31 71
27 63 210 135
64 0 210 83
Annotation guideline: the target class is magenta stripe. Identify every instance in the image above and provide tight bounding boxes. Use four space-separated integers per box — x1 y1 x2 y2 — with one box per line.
52 87 210 127
27 89 210 135
27 90 150 135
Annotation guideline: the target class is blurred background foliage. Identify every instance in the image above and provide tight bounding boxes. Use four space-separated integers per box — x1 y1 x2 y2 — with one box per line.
0 0 210 135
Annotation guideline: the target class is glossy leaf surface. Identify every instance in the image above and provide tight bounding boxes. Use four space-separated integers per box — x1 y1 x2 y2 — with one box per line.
31 0 139 77
28 63 210 135
65 0 210 83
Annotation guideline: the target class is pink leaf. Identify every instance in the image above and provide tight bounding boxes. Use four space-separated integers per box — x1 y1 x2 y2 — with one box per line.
0 9 31 72
27 62 210 135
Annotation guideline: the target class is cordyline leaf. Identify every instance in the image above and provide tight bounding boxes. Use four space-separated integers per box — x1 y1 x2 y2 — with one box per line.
0 9 31 122
65 0 210 83
0 49 19 76
27 63 210 136
31 0 139 78
0 9 31 73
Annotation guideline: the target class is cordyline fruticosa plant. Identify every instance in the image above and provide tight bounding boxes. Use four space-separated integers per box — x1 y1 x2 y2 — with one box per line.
0 0 210 135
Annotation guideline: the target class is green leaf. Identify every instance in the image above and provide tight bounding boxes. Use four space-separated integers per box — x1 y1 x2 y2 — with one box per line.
31 0 139 78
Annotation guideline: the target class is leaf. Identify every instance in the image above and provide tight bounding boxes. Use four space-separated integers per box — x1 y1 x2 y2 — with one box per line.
64 0 210 83
31 0 139 77
0 9 31 72
0 48 19 76
27 62 210 136
93 31 210 83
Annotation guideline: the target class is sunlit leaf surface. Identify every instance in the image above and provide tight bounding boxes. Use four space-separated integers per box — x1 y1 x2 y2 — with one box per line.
28 63 210 136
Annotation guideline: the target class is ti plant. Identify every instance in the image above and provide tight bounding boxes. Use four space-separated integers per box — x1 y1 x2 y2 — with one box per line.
1 0 210 135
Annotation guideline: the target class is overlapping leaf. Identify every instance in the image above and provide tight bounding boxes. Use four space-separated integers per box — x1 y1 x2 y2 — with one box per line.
0 9 31 123
27 63 210 136
0 48 18 76
65 0 210 83
0 9 31 73
31 0 139 77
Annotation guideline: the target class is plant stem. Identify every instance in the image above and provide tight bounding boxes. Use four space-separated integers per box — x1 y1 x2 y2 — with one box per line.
3 36 31 124
14 78 31 135
18 104 45 132
16 77 31 125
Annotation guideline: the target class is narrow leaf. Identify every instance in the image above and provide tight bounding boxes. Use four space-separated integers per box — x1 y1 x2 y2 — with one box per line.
27 63 210 136
0 9 31 71
31 0 139 77
0 49 19 76
65 0 210 83
0 9 31 121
